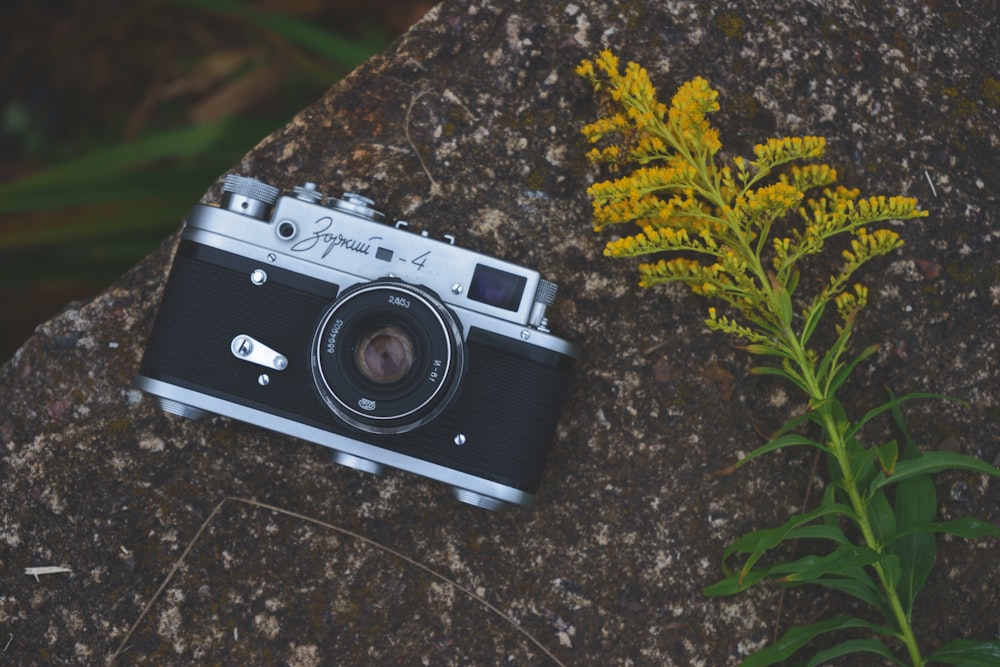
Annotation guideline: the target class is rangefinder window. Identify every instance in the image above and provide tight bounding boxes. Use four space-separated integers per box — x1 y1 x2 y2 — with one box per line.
468 264 527 312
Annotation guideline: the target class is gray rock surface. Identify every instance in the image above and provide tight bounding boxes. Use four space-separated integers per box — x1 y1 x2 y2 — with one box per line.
2 0 998 664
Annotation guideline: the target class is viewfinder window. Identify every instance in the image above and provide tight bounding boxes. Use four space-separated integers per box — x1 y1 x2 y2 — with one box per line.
468 264 527 312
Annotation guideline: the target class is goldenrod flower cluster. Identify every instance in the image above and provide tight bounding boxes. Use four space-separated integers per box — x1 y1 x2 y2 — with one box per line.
578 50 927 361
834 283 870 324
753 136 826 167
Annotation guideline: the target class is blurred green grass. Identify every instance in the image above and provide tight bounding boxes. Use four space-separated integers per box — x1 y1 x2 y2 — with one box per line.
0 0 429 363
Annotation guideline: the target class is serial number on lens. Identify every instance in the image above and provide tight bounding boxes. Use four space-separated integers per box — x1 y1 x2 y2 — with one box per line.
388 295 411 308
326 318 344 354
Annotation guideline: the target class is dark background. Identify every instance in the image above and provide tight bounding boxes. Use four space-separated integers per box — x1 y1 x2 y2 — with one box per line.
0 0 433 365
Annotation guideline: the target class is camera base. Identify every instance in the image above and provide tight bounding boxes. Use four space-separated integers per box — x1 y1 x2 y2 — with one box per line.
331 451 385 475
451 488 514 511
155 396 209 421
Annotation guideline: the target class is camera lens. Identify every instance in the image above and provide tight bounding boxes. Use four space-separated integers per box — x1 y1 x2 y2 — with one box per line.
311 279 465 434
355 325 414 384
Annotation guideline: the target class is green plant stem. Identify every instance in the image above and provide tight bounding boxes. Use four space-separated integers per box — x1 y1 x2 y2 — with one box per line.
731 213 927 666
751 224 923 665
821 410 922 665
784 329 925 667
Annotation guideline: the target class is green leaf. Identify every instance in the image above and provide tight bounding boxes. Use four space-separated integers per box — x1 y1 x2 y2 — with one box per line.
925 639 1000 664
846 392 962 444
803 569 891 620
786 264 801 294
703 568 770 596
887 387 918 449
741 343 794 359
824 341 879 395
724 432 831 474
799 298 826 348
749 363 809 394
820 483 842 527
721 503 858 589
771 546 886 584
880 550 902 592
770 404 830 442
749 365 796 379
782 524 849 544
869 451 1000 494
879 393 942 619
875 439 899 475
891 510 936 618
772 282 794 329
709 540 892 619
890 465 937 617
866 489 897 547
739 615 896 667
801 638 909 667
850 438 880 495
894 517 1000 541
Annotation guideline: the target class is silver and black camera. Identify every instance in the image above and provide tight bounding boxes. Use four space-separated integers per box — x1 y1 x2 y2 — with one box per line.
137 175 579 509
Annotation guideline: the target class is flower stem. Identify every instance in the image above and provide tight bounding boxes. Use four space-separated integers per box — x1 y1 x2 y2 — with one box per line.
789 337 925 667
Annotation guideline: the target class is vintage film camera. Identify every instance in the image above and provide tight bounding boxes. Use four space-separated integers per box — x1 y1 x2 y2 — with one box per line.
136 175 579 509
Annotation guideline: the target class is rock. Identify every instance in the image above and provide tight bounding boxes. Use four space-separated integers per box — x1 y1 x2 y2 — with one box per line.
2 0 998 664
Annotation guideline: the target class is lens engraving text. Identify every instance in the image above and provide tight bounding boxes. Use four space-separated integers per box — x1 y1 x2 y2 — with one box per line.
326 318 344 354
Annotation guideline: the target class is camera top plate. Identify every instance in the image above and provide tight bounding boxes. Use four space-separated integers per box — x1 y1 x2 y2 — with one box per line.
182 179 557 332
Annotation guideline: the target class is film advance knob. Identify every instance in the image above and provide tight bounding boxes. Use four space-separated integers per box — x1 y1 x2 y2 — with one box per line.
222 175 281 220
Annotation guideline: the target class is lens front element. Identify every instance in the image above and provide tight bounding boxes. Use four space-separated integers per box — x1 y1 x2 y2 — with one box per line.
311 280 465 434
355 325 415 385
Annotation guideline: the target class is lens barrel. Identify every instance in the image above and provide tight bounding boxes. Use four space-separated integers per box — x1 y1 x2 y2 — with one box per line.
311 280 465 434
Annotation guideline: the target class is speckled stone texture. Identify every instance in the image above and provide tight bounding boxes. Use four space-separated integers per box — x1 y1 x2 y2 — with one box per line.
2 1 999 665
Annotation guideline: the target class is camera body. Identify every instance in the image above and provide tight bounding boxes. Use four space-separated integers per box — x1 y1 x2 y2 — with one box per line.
137 176 579 509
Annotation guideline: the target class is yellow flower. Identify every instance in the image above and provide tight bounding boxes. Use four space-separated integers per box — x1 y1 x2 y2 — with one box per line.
741 183 803 217
578 50 927 342
595 50 619 76
753 136 826 168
